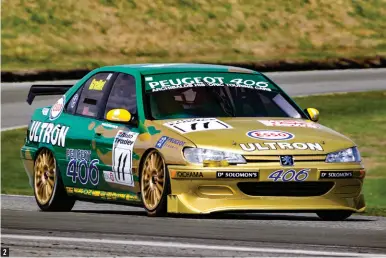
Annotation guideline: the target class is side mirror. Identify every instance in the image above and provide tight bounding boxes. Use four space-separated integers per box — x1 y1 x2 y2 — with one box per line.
305 108 319 122
106 109 132 123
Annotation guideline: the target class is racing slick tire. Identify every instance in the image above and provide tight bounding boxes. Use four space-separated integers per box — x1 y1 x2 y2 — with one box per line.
316 210 353 221
33 148 75 211
140 150 170 217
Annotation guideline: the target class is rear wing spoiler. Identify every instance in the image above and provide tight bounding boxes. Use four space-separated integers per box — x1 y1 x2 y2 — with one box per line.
26 84 73 105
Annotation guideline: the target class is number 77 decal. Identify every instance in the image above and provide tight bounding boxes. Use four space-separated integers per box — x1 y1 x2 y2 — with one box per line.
164 118 232 134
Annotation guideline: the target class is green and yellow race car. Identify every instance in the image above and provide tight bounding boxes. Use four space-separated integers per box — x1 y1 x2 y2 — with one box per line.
21 63 366 220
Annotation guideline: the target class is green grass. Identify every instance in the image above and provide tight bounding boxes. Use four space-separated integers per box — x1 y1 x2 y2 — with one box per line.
1 128 32 195
295 91 386 216
2 0 386 70
1 91 386 216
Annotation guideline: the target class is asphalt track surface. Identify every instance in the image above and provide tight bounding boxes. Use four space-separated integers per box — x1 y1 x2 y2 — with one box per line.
2 68 386 129
2 195 386 257
2 69 386 256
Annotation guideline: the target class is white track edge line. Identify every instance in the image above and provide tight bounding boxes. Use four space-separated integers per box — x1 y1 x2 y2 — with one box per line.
1 125 28 132
1 194 33 198
2 234 384 257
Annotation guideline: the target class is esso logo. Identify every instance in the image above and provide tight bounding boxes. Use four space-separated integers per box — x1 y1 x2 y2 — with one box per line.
246 130 295 141
49 96 65 121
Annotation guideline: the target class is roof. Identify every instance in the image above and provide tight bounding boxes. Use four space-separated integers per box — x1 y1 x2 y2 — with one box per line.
97 63 259 75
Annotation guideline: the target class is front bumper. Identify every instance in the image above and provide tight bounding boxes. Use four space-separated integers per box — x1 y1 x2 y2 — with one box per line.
167 163 366 214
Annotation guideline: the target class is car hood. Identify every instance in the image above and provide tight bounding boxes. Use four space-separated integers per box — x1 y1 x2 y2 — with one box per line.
153 117 355 155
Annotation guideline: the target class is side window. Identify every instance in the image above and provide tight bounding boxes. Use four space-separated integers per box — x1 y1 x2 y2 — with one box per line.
66 88 82 114
104 73 137 118
75 72 113 118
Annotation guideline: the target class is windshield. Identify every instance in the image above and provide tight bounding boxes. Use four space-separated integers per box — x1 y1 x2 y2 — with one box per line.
144 72 305 120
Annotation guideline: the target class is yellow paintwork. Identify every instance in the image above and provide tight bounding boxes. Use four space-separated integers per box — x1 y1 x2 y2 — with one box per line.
144 117 366 214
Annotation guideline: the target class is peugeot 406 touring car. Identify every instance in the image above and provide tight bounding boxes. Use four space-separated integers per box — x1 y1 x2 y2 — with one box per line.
21 63 366 220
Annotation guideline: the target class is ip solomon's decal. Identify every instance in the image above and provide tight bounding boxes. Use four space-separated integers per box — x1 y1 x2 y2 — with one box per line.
216 172 258 178
105 130 139 187
240 142 323 151
320 171 353 179
155 136 185 149
268 169 310 182
247 130 294 141
49 95 65 120
164 118 232 134
66 148 99 185
258 120 319 128
28 120 69 147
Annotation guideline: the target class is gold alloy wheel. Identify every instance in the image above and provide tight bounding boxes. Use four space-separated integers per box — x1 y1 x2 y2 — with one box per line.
141 151 165 210
34 149 56 205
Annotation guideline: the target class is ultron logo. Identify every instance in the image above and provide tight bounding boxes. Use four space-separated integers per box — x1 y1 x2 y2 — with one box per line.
246 130 294 141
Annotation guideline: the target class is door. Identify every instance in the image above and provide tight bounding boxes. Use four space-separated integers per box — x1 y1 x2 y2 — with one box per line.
58 72 116 190
92 73 140 194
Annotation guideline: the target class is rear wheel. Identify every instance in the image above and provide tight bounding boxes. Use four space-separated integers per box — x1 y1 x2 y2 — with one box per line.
33 149 75 211
316 211 353 221
140 150 170 217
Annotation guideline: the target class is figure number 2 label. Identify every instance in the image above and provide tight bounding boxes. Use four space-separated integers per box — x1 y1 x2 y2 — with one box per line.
1 247 9 257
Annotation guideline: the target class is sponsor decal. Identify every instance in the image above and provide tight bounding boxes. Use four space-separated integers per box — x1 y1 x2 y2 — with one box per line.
280 155 294 166
89 78 106 91
258 119 319 128
103 170 116 183
28 120 69 147
42 107 49 116
67 187 138 201
175 171 203 178
108 130 139 187
268 169 310 182
66 148 99 185
150 82 271 92
49 95 65 120
320 171 353 179
66 148 91 161
70 93 79 109
164 118 232 134
143 64 179 67
247 130 294 141
102 122 118 129
155 136 185 149
147 76 270 92
216 172 258 178
240 142 323 151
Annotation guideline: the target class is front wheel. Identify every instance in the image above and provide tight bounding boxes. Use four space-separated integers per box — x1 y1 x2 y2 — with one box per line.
140 150 170 217
33 149 75 211
316 210 353 221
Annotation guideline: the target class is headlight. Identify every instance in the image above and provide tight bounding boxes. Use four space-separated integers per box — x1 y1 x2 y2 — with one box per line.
183 148 246 164
325 147 361 163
